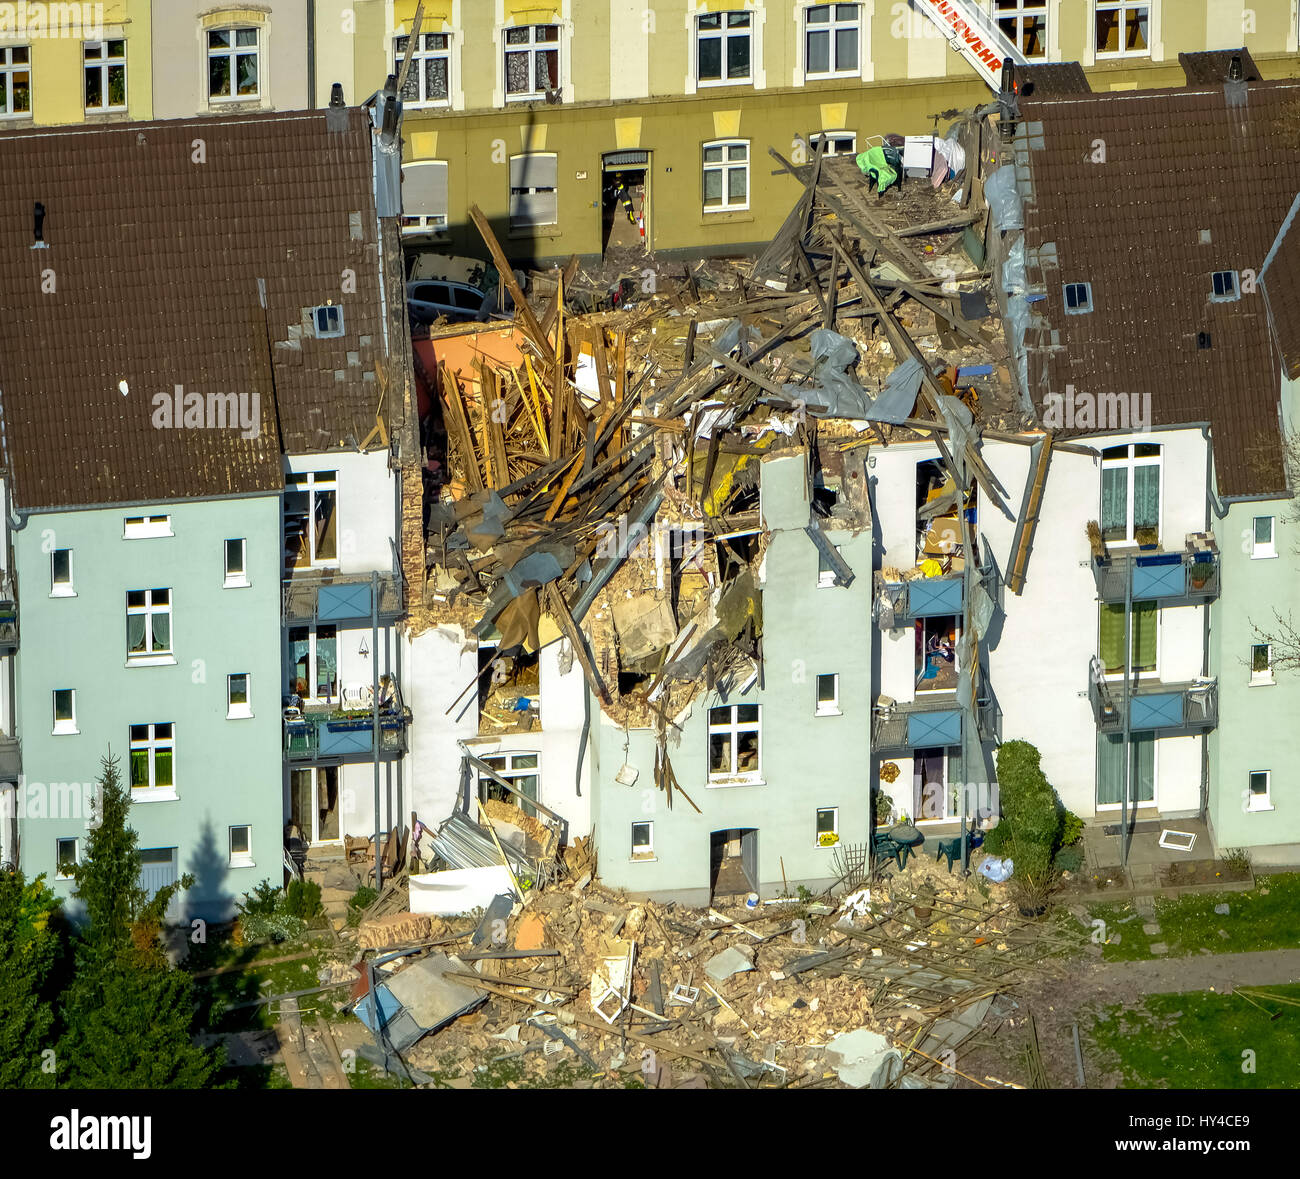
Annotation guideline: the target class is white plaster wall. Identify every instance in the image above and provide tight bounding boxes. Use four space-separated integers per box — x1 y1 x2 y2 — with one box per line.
286 450 398 576
406 624 479 826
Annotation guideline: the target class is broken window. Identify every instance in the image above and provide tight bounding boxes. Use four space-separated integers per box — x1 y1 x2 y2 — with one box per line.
697 11 751 84
84 39 126 112
291 767 339 843
0 45 31 117
284 470 338 571
1094 1 1148 56
995 0 1047 59
478 751 539 818
395 32 450 105
208 27 259 99
509 153 558 228
504 24 559 98
1100 444 1159 544
126 588 172 658
702 139 749 212
917 616 960 691
708 703 760 780
479 645 540 734
805 4 859 77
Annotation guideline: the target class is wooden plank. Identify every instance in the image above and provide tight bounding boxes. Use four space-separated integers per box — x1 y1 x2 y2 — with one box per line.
540 254 579 338
468 204 549 349
481 365 510 488
544 585 612 705
439 364 483 493
1006 434 1053 595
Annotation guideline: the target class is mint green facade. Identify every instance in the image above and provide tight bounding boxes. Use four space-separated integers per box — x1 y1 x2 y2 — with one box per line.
15 493 283 921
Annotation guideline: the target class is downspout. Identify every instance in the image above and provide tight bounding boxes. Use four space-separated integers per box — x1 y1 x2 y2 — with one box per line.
1199 424 1215 822
307 0 317 109
372 570 382 888
1120 561 1132 869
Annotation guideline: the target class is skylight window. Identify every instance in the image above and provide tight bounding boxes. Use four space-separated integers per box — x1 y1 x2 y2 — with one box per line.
1063 282 1093 314
1211 270 1239 302
314 305 344 338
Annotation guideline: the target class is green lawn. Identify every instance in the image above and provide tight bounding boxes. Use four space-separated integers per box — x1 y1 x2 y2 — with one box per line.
1088 874 1300 962
1090 986 1300 1088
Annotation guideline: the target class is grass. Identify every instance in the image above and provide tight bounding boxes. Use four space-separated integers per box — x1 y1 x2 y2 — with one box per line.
1089 985 1300 1088
1088 873 1300 962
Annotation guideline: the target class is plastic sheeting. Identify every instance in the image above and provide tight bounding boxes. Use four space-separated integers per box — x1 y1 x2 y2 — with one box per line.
1002 237 1027 296
863 357 924 425
781 329 872 420
984 165 1023 231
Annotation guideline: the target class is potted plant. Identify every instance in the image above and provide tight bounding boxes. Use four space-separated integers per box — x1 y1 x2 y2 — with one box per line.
1086 520 1107 564
1189 558 1213 590
1135 527 1158 550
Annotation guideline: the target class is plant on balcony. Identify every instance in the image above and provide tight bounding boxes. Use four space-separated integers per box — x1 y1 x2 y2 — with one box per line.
1086 520 1107 563
1135 526 1158 550
1189 561 1213 590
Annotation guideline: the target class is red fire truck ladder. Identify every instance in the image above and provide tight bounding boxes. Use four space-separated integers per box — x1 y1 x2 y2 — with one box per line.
911 0 1028 91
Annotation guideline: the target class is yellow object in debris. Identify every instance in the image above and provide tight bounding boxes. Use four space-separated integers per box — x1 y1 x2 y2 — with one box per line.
919 558 944 578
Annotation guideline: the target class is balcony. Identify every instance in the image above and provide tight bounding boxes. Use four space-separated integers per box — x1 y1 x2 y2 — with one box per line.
1088 674 1217 736
0 575 17 652
1092 550 1219 606
0 733 19 780
880 572 964 623
282 571 403 627
872 692 1001 758
284 707 412 762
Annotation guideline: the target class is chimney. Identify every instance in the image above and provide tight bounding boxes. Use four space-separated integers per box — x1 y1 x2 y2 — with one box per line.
330 82 345 108
1228 53 1243 81
32 201 47 250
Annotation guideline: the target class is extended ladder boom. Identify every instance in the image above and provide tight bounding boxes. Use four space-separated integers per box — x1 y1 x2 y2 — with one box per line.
913 0 1027 91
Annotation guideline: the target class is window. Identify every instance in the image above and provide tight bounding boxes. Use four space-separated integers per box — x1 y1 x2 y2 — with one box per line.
996 0 1048 58
51 548 74 596
478 751 540 818
1099 602 1157 676
227 673 252 719
1095 1 1149 57
129 723 175 795
0 45 31 117
284 470 338 571
805 4 859 77
703 140 749 213
708 703 761 782
229 825 253 867
401 160 449 234
631 821 654 860
53 689 77 735
815 673 840 716
1100 443 1160 544
124 514 172 539
395 32 450 106
1251 643 1273 685
56 838 78 879
810 131 857 158
1063 282 1093 314
1211 270 1239 302
504 24 559 99
1247 770 1272 812
84 39 126 111
313 305 343 338
697 12 751 85
509 153 558 229
1252 516 1276 559
1096 732 1155 807
816 807 840 846
224 538 248 587
208 27 259 100
817 544 843 587
289 626 338 702
126 589 172 660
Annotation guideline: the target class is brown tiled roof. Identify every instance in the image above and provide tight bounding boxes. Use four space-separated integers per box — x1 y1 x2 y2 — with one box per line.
1014 62 1090 98
1018 79 1300 497
1262 196 1300 380
0 109 384 511
1178 48 1260 86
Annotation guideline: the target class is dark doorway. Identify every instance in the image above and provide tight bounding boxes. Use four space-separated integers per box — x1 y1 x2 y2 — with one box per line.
710 827 757 898
601 151 649 255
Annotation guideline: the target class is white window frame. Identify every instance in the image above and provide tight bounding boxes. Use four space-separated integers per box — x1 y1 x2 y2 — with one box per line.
227 673 253 719
56 837 78 880
394 31 451 108
51 548 75 597
810 131 857 158
815 673 841 716
1100 443 1162 546
1211 270 1240 303
229 824 254 868
126 588 174 664
123 514 172 539
703 139 750 214
1251 515 1276 560
508 152 559 229
476 751 541 816
707 703 762 785
53 688 78 735
313 305 343 338
288 624 338 704
696 11 753 87
285 470 339 570
207 25 260 101
1247 769 1273 813
804 4 860 79
816 806 840 847
995 0 1049 60
1250 643 1274 686
503 23 560 101
129 722 176 800
1063 281 1093 314
817 543 843 587
224 538 248 588
83 38 126 113
401 159 450 235
0 45 31 118
1094 0 1151 60
631 820 654 860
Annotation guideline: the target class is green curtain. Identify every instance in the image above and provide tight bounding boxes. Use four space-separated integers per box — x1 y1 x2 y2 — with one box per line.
1100 603 1157 674
1132 602 1156 671
1097 733 1155 806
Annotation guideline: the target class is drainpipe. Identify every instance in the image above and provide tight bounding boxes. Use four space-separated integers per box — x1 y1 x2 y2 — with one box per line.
307 1 316 109
1121 559 1132 870
1200 425 1214 822
372 570 382 888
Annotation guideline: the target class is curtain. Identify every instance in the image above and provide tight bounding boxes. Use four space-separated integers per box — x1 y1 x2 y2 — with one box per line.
316 629 337 697
1133 465 1159 532
1100 603 1125 673
1096 733 1124 805
127 614 146 654
1101 466 1127 538
1100 602 1157 674
1132 602 1156 671
1131 735 1154 803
